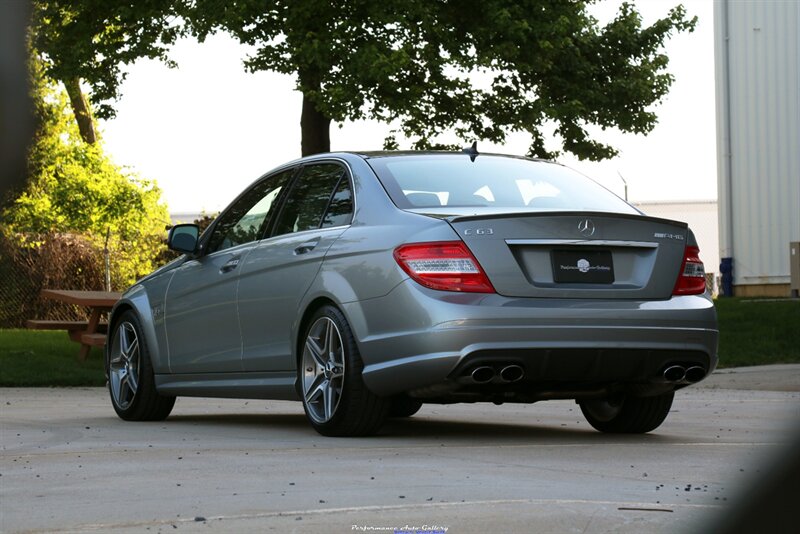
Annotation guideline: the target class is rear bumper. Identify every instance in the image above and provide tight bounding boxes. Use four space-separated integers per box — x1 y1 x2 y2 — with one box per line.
345 280 718 397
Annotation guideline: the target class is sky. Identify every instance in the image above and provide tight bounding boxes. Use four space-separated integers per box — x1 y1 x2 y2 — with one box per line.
100 0 717 215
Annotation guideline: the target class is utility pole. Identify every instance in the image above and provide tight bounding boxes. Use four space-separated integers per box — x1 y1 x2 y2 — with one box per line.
104 227 111 292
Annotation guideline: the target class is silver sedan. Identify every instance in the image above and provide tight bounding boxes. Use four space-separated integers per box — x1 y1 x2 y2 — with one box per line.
105 151 718 436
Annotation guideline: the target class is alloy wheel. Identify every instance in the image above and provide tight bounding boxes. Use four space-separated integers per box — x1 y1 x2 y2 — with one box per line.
109 321 140 410
302 317 345 423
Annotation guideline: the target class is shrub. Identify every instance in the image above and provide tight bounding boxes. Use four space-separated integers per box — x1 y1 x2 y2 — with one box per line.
2 63 170 291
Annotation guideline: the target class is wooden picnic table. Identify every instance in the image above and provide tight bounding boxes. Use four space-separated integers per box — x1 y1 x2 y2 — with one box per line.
27 290 122 361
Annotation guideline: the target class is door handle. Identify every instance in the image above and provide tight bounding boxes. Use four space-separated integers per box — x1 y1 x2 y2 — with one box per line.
219 257 241 273
294 239 320 255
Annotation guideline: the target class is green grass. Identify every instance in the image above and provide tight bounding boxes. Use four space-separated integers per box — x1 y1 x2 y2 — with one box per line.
715 297 800 368
0 329 105 387
1 297 798 386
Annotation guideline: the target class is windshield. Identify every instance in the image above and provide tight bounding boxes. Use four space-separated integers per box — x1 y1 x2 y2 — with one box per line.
367 154 637 214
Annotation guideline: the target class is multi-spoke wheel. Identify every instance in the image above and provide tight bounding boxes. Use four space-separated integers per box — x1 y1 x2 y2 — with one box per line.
299 305 389 436
106 310 175 421
302 316 345 424
109 321 140 410
579 392 674 434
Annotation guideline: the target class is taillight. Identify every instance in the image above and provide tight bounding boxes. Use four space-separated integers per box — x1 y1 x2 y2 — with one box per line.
673 245 706 295
394 241 495 293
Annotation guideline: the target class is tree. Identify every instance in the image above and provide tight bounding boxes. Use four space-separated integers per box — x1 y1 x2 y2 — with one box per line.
28 1 696 159
29 0 181 144
2 62 170 289
186 0 696 159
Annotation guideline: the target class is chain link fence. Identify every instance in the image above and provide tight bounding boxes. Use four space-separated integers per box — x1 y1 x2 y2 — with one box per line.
1 214 212 328
0 233 104 327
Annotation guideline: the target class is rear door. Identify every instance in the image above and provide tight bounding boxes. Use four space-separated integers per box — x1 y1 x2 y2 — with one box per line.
238 162 354 371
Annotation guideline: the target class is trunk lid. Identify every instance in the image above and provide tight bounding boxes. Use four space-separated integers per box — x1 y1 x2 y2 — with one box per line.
431 209 688 299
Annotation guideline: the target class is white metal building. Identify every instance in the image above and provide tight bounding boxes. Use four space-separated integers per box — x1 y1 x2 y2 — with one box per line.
635 200 720 294
635 199 719 276
714 0 800 297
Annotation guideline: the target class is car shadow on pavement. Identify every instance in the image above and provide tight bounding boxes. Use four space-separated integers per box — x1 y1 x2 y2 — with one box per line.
381 417 680 444
166 413 309 429
161 412 679 445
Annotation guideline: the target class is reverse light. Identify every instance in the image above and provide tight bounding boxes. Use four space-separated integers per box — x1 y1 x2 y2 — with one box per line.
394 241 496 293
673 245 706 295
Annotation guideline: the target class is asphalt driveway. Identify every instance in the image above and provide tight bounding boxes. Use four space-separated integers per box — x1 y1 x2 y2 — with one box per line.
1 365 799 533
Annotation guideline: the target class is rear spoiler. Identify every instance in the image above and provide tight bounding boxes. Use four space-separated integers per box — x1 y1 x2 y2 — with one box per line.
410 209 689 229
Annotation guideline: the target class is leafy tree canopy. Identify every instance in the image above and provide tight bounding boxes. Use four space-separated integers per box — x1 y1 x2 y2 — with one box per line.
29 0 696 160
30 0 181 144
31 0 181 122
2 61 170 288
186 0 696 159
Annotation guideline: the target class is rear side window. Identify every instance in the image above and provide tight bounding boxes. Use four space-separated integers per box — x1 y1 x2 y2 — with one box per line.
367 155 637 214
321 177 353 228
273 163 352 235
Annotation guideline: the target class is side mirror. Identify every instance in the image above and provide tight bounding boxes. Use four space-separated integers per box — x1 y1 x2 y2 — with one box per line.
167 224 199 254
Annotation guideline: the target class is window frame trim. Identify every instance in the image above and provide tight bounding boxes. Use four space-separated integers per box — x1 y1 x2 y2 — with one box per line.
198 164 301 257
267 159 355 238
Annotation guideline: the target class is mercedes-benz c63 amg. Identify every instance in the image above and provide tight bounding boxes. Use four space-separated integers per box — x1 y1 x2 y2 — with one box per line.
105 151 718 436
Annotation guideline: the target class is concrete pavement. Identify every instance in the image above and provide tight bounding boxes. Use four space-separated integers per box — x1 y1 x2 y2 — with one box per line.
694 363 800 392
1 366 799 533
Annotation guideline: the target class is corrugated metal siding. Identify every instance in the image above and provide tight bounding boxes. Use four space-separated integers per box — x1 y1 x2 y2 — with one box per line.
715 0 800 286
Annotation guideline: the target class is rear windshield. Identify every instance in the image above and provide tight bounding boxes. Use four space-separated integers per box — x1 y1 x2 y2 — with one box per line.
367 154 637 214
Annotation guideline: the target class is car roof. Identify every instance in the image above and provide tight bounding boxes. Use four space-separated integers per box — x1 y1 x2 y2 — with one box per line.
349 150 549 163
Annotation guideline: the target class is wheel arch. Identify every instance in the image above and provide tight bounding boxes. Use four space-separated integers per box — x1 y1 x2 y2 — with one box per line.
294 296 340 367
292 291 391 435
105 302 134 379
106 288 167 375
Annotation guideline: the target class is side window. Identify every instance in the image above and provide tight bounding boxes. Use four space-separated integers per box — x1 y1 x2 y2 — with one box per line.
273 163 350 236
206 168 293 253
321 175 353 228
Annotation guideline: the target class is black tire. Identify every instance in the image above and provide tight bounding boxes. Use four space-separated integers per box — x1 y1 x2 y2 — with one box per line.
106 310 175 421
579 392 674 434
299 305 389 436
389 396 423 418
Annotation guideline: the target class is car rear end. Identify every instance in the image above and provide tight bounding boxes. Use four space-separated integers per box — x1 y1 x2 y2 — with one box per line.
351 153 718 405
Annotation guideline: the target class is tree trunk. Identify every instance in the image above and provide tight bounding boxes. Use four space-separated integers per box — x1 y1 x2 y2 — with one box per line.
63 77 97 145
300 92 331 156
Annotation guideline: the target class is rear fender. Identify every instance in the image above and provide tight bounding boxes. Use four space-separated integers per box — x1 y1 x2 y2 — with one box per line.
302 215 461 352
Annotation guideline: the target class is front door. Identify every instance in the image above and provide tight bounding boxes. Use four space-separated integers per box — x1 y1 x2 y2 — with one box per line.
165 168 294 373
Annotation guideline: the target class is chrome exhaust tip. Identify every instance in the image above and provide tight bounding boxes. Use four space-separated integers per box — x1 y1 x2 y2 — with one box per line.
499 365 524 383
684 366 707 383
663 365 686 383
471 366 496 384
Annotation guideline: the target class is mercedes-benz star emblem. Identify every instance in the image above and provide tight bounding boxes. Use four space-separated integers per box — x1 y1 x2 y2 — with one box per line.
577 219 596 237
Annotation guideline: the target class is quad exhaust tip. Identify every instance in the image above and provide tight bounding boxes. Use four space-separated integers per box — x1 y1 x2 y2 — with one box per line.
663 364 707 383
469 364 525 383
663 365 686 383
500 365 525 383
471 366 496 384
684 366 707 383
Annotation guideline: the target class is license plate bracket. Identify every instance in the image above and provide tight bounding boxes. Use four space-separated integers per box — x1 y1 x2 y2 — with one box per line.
551 249 615 284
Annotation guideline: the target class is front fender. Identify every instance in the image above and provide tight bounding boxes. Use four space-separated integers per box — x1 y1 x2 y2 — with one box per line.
107 280 171 375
